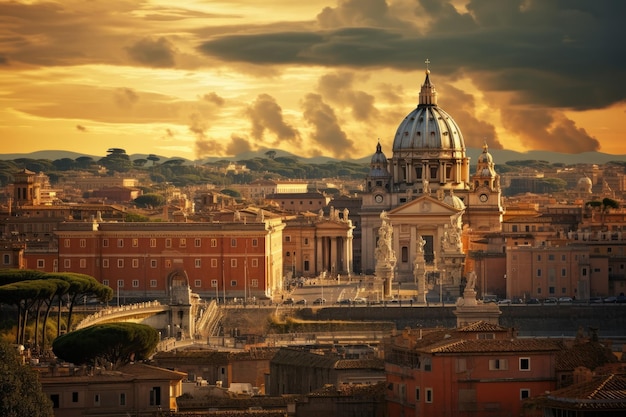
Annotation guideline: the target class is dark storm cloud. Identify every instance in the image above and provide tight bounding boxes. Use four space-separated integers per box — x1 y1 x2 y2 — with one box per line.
317 0 406 29
195 138 225 159
318 72 380 121
301 93 354 158
198 1 626 111
126 37 176 68
246 94 301 145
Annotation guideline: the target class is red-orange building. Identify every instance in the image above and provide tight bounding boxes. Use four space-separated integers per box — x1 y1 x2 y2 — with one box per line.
384 322 562 417
49 216 285 301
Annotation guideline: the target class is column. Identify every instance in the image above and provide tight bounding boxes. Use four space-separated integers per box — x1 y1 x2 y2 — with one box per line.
345 236 353 275
330 237 338 275
316 236 323 274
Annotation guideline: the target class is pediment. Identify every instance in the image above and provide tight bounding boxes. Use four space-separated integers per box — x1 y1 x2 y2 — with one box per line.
388 195 462 220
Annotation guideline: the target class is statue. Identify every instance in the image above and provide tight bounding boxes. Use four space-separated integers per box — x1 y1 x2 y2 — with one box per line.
375 211 396 267
423 179 431 195
466 271 477 291
416 234 426 255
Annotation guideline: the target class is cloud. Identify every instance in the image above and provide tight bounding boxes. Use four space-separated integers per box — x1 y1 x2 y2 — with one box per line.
226 134 253 155
317 72 380 121
76 124 87 132
126 37 176 68
195 138 224 159
202 92 225 106
501 107 600 153
301 93 354 158
246 94 301 145
113 88 139 109
317 0 405 29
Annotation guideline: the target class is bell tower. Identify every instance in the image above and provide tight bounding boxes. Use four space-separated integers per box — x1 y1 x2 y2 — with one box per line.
468 143 503 231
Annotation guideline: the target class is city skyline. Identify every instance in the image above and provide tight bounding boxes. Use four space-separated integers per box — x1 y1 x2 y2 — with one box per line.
1 0 624 161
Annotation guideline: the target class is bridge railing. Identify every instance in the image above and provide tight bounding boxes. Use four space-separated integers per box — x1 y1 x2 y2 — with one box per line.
75 300 164 330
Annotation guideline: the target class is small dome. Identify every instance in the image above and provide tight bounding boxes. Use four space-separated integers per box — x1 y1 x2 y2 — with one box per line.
477 143 493 164
443 190 465 210
577 177 592 193
369 141 389 178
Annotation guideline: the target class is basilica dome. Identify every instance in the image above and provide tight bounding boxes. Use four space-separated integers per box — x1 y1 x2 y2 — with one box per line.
392 70 465 154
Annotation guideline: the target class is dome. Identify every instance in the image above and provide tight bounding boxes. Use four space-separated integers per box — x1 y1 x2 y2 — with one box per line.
369 141 389 178
392 71 465 153
577 177 592 193
443 190 465 210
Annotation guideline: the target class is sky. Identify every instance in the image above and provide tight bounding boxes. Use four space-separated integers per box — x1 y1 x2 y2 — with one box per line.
0 0 625 162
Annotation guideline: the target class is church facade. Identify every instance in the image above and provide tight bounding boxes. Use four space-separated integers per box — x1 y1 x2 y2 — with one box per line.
360 66 503 300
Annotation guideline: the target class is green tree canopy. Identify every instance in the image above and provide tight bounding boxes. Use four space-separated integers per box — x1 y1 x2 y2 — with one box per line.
52 323 159 369
0 340 54 417
134 193 166 208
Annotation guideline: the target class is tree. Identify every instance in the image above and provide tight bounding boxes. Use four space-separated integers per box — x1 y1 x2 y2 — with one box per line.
147 154 160 166
134 193 166 208
265 150 276 160
0 340 54 417
99 148 132 173
52 323 159 369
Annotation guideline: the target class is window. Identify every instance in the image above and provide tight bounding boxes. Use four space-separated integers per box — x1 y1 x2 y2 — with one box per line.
211 239 217 247
251 259 258 268
285 235 291 242
117 259 124 268
51 394 59 408
132 280 139 288
117 279 124 288
230 280 237 287
251 279 258 287
231 238 237 247
64 259 71 269
549 286 555 294
72 392 79 402
231 259 237 268
252 238 258 247
103 279 109 287
94 393 100 406
548 254 555 261
489 358 509 370
150 387 161 406
195 238 201 247
401 246 408 262
150 280 157 288
415 387 421 401
120 393 126 406
519 357 530 371
561 268 566 277
37 259 45 268
537 255 541 261
423 357 432 371
195 259 201 268
194 280 201 287
102 239 109 247
165 238 172 248
165 260 172 268
132 238 138 247
132 259 139 268
211 279 218 288
117 239 124 248
64 239 70 248
80 258 86 268
520 389 530 399
150 259 157 268
303 238 308 245
150 238 157 248
211 259 218 268
425 388 433 403
537 269 542 277
80 239 86 248
179 238 186 247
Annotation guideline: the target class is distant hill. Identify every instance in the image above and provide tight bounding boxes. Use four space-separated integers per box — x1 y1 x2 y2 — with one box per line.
1 148 624 166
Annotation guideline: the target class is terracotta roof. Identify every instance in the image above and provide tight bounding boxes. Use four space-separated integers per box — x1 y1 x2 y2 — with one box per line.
540 373 626 410
556 341 618 372
425 338 563 354
457 321 508 333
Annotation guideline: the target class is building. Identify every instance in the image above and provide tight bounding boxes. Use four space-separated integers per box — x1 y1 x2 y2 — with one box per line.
360 67 503 299
52 210 285 301
39 362 186 417
266 191 330 213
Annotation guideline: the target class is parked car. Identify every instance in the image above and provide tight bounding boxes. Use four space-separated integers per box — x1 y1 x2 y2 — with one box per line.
337 298 352 305
604 296 617 303
544 297 558 304
589 296 603 304
353 297 367 304
617 294 626 304
313 297 326 305
558 297 573 303
295 299 307 305
526 298 540 305
282 298 294 305
497 299 512 305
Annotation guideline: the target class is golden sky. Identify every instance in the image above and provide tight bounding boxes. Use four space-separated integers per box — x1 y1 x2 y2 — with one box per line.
0 0 624 161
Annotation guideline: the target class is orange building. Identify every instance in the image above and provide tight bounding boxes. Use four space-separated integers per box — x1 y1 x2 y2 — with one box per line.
51 215 285 302
384 322 562 417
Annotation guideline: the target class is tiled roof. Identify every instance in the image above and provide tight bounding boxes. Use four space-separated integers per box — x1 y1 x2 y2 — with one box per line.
334 358 385 370
271 348 384 371
425 338 562 354
541 373 626 410
556 341 618 371
457 321 508 333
